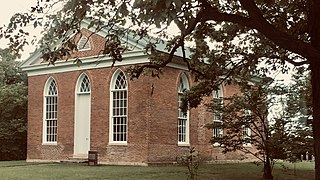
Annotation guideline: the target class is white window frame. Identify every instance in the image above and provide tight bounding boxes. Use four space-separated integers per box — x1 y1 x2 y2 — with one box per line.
109 69 128 145
77 73 91 94
213 85 223 146
43 77 58 145
178 73 190 146
243 109 252 147
77 35 91 51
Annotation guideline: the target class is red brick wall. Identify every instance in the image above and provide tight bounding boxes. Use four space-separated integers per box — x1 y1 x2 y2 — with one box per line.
27 66 257 164
27 66 152 163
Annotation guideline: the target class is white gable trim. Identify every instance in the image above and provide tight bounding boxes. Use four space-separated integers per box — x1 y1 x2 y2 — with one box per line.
80 19 192 59
22 51 149 76
22 53 189 77
81 20 145 51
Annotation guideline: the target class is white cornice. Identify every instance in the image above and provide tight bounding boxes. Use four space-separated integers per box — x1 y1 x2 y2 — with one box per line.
23 50 149 76
167 63 189 71
22 50 189 76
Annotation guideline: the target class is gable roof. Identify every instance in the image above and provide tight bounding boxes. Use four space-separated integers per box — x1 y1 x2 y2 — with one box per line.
20 20 190 76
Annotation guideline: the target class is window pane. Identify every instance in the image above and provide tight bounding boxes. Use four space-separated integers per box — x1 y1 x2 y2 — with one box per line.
79 75 90 93
177 76 189 143
77 36 91 50
45 79 58 143
111 72 128 142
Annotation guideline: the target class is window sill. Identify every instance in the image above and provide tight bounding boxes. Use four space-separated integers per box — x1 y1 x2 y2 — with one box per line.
77 92 90 95
42 142 57 146
178 143 190 147
108 142 128 146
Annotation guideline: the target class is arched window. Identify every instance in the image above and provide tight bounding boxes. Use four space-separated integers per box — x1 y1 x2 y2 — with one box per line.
178 73 189 145
110 69 128 143
43 77 58 144
77 35 91 51
78 74 91 93
213 85 223 144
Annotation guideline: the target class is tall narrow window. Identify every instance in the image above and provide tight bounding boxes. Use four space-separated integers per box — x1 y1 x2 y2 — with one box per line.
178 74 189 145
79 74 91 93
44 77 58 144
243 126 251 141
77 35 91 51
110 69 128 143
243 109 252 146
213 85 223 144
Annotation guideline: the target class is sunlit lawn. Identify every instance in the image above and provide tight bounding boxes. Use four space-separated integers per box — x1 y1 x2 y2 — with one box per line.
0 161 314 180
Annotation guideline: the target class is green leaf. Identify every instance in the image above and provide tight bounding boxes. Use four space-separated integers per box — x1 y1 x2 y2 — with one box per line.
73 58 82 67
173 0 182 9
87 21 95 29
120 3 129 16
33 21 37 28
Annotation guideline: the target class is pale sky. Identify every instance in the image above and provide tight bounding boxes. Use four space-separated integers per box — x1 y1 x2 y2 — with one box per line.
0 1 36 25
0 0 46 60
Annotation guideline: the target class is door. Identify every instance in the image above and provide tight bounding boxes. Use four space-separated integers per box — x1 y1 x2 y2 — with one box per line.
74 93 90 157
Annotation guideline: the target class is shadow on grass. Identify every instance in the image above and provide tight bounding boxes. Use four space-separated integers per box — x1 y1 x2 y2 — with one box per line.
0 161 314 180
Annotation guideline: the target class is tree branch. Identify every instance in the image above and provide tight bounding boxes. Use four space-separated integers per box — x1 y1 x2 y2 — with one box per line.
132 5 208 78
200 0 320 61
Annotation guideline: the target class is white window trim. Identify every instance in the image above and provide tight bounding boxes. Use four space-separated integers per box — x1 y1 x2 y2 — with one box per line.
77 36 91 51
77 73 91 93
109 69 128 145
178 108 190 147
212 85 223 147
243 126 252 147
177 73 190 146
42 77 58 145
242 109 252 147
212 125 223 147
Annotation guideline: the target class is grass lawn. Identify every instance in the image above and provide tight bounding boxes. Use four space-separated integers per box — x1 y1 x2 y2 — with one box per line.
0 161 314 180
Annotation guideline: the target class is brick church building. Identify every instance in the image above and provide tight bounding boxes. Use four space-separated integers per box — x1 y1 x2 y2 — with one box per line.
20 21 254 165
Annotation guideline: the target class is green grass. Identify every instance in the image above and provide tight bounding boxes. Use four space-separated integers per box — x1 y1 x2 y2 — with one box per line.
0 161 314 180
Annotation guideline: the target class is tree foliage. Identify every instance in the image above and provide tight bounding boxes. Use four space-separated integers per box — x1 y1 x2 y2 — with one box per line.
205 79 313 179
283 67 313 160
0 48 27 160
286 67 312 123
204 79 276 179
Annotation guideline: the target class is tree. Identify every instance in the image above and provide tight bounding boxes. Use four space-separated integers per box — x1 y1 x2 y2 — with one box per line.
1 0 320 178
286 67 312 124
204 78 291 179
206 78 313 179
284 67 313 161
0 48 27 160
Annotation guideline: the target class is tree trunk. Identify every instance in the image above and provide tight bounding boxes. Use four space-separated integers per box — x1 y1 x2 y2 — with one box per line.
309 0 320 178
311 62 320 180
263 156 273 180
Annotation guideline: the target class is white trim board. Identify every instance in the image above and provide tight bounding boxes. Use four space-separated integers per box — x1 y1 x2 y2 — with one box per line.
23 51 189 76
23 51 147 76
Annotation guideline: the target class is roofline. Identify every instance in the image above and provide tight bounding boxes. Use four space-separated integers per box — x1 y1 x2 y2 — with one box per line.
81 19 192 59
21 50 189 76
